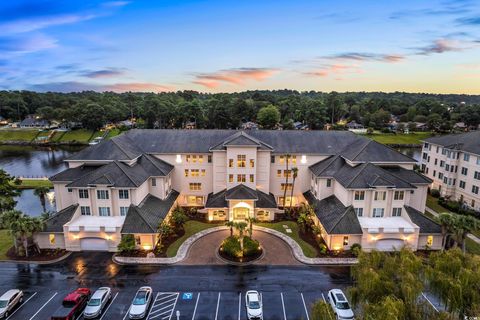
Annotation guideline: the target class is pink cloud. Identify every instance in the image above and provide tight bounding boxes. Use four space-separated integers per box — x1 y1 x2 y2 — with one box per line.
304 63 362 78
416 39 465 55
103 82 173 93
194 68 278 88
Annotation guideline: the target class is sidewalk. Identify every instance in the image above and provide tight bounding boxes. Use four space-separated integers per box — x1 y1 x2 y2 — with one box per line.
425 207 480 245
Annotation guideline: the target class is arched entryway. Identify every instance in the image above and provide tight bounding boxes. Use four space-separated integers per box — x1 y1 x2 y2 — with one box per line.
233 207 249 220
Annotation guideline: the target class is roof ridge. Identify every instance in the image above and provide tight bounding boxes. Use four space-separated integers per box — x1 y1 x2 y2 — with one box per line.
44 204 78 222
132 204 157 233
111 137 134 158
375 165 416 188
316 155 339 175
330 205 354 233
346 163 369 188
113 161 139 187
351 139 371 161
142 154 167 175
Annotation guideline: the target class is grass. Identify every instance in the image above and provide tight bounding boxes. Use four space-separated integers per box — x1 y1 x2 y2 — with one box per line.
58 129 97 143
465 238 480 255
0 129 39 142
0 230 13 260
426 194 453 214
166 220 223 257
15 179 53 189
363 132 433 145
256 221 318 258
105 128 121 139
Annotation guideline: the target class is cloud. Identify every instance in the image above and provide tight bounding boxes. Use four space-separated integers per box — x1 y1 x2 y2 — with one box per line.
0 14 97 34
456 16 480 25
0 33 57 54
102 1 131 7
29 81 173 93
324 52 404 63
104 82 172 93
193 68 278 88
304 64 362 78
81 68 126 78
415 39 465 55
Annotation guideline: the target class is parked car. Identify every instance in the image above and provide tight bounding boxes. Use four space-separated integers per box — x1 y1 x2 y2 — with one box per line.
0 289 23 318
245 290 263 320
83 287 112 319
51 288 91 320
327 289 355 320
128 286 152 319
88 137 103 145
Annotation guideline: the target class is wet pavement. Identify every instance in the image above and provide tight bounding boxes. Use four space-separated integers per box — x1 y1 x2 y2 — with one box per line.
0 252 352 319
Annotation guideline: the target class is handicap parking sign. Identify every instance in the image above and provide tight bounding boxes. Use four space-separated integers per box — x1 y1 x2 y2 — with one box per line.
182 292 193 300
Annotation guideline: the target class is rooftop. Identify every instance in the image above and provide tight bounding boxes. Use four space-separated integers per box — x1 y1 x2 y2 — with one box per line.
424 131 480 156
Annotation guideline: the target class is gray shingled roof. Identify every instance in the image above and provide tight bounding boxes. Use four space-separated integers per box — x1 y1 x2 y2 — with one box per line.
42 204 78 232
210 131 273 151
225 184 258 200
50 165 100 182
121 190 179 234
382 167 432 184
309 157 416 189
205 186 277 208
303 192 362 234
404 206 442 234
68 135 143 161
424 131 480 156
340 138 415 163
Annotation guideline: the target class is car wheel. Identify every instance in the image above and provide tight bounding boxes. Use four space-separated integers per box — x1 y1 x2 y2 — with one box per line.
4 311 8 317
20 297 23 303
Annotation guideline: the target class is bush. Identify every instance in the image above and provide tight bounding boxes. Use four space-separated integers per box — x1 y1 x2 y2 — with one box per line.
350 243 362 257
430 189 440 198
220 236 261 258
311 300 334 319
243 236 261 257
319 243 327 255
117 234 136 253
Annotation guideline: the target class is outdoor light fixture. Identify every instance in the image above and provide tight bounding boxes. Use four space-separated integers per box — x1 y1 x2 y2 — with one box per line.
301 155 307 164
176 154 182 163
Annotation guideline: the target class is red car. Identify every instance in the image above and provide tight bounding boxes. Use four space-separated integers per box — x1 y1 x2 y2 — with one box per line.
51 288 91 320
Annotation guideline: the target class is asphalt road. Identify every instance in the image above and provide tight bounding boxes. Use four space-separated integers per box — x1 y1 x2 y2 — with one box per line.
0 252 352 320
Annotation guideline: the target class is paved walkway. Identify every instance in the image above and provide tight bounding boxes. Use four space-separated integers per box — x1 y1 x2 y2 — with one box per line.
425 207 480 245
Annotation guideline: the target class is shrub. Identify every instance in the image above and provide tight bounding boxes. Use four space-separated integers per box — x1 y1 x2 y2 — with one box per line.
430 189 440 198
117 234 136 253
221 236 242 258
350 243 362 257
319 243 327 255
170 206 188 230
243 236 261 257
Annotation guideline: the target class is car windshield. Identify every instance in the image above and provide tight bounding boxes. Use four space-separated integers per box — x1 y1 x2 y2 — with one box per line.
336 301 350 310
88 298 101 306
248 301 261 309
133 291 147 305
0 300 8 308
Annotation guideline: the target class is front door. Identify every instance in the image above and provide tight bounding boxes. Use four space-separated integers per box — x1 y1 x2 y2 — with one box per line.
233 207 249 220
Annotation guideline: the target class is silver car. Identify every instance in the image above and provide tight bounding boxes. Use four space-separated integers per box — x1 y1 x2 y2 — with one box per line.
327 289 355 320
0 289 23 319
128 286 153 319
83 287 112 319
245 290 263 320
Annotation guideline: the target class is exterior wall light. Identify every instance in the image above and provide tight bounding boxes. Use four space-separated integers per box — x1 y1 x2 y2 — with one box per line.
301 155 307 164
176 154 182 163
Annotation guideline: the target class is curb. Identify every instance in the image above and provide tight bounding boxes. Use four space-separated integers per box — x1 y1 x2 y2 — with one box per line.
0 251 73 265
215 244 265 266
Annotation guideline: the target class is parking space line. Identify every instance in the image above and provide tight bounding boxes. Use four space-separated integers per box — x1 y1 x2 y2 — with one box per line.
301 293 310 320
146 293 160 319
321 293 327 302
6 292 37 320
29 292 57 320
99 292 118 320
214 292 221 320
280 292 287 320
147 292 179 320
192 293 200 320
237 292 241 320
122 306 131 320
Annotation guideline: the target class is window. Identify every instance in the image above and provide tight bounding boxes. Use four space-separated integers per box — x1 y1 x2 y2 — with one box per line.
250 174 254 183
184 169 189 177
120 207 129 216
343 236 349 246
97 190 109 200
291 155 297 165
460 180 466 189
433 170 436 177
283 170 292 178
237 155 246 167
438 172 444 179
472 185 479 195
228 159 233 168
436 146 439 153
208 155 212 163
477 157 480 165
394 191 404 201
445 164 450 171
187 196 203 205
237 174 246 182
372 208 385 218
422 152 428 160
190 169 199 177
80 206 91 215
440 160 445 167
151 178 156 186
464 153 470 162
427 235 433 247
475 172 480 180
277 170 282 178
67 188 72 193
189 183 202 191
354 191 365 201
280 155 296 165
472 200 475 208
201 169 206 177
374 191 386 201
434 158 438 165
461 167 468 175
98 207 111 216
79 189 89 199
250 159 255 168
281 183 293 191
354 208 363 217
119 189 129 199
271 155 275 163
198 155 204 163
229 174 234 183
49 234 55 245
392 207 402 217
326 179 332 187
443 177 447 184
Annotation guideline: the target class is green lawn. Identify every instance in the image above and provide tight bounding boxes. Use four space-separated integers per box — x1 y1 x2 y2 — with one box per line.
256 221 318 258
16 179 53 189
0 130 39 142
0 230 13 260
466 238 480 255
166 220 223 257
105 128 121 139
58 129 98 143
364 132 433 145
426 194 453 214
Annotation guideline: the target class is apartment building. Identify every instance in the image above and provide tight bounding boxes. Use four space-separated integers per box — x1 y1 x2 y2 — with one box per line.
421 131 480 212
35 129 441 252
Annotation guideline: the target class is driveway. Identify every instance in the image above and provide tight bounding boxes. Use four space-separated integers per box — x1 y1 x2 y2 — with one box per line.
181 229 302 265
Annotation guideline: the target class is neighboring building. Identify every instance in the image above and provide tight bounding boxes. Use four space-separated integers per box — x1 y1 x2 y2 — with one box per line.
0 116 9 126
36 129 441 252
19 116 51 129
293 121 309 130
241 122 259 130
421 131 480 212
346 121 367 134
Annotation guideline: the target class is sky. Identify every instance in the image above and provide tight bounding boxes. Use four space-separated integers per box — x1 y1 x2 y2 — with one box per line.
0 0 480 94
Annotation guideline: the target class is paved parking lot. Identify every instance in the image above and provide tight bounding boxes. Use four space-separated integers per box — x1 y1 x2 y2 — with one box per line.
5 288 331 320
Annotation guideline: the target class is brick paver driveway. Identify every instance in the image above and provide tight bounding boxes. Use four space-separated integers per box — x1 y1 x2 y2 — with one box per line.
180 229 302 265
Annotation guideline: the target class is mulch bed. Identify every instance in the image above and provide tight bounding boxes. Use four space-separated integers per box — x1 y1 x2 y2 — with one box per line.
116 228 186 258
6 247 68 261
299 228 356 258
218 248 263 263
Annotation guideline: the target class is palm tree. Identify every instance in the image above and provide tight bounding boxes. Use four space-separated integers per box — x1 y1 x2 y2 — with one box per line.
225 221 235 237
0 210 44 257
282 154 290 208
33 186 51 212
234 222 248 256
437 213 455 251
246 217 257 238
289 167 298 210
452 215 479 253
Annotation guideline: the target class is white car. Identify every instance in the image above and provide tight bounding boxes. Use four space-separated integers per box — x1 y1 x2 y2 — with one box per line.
83 287 112 319
128 286 152 319
327 289 355 320
0 289 24 318
245 290 263 320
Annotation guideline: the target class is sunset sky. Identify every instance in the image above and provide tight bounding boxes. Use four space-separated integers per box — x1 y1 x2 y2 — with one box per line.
1 0 480 94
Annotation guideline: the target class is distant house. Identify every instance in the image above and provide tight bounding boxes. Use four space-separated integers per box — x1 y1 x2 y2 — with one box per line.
346 121 367 133
293 121 309 130
454 122 467 131
118 120 134 128
19 116 51 129
184 121 196 129
241 121 259 130
415 122 428 131
0 116 9 126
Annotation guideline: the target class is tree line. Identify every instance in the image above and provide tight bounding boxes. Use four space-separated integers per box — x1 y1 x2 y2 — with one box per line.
1 90 480 130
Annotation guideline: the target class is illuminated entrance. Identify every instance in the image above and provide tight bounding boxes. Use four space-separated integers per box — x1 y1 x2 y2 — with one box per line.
233 207 249 220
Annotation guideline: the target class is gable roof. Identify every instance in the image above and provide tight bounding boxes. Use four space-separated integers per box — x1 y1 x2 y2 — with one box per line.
404 206 442 234
121 190 179 234
205 186 277 208
340 138 415 163
42 204 78 232
424 131 480 156
210 131 273 151
68 135 143 161
303 191 362 234
225 184 259 200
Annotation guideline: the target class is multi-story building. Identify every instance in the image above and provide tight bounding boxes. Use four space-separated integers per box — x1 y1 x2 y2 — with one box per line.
421 131 480 212
36 129 441 252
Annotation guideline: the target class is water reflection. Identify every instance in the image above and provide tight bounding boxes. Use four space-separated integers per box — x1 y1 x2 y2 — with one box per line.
396 147 421 163
14 189 56 216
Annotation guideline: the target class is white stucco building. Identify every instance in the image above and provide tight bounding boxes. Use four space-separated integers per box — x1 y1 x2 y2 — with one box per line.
36 129 442 252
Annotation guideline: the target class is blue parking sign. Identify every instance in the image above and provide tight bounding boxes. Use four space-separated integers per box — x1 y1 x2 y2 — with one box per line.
182 292 193 300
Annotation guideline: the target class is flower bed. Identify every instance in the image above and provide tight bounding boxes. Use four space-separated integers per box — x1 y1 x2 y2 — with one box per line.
219 236 263 263
6 247 68 261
